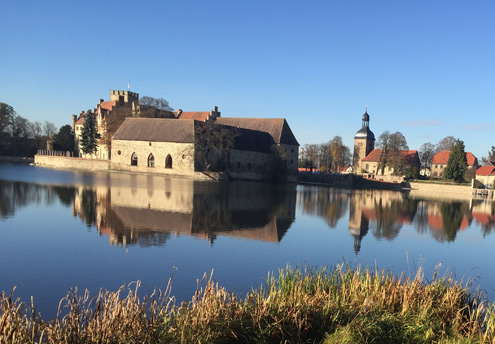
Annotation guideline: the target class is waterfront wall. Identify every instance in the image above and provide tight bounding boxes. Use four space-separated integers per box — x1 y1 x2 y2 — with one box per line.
407 181 473 200
34 155 111 171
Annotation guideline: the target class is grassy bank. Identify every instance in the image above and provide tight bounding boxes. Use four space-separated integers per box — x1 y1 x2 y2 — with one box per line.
1 265 494 343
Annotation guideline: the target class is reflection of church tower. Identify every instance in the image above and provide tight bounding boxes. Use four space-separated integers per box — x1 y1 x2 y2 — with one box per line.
348 192 369 254
353 108 375 173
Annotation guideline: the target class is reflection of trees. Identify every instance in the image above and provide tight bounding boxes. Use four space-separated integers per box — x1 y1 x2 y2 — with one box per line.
440 202 467 242
299 188 348 228
372 199 418 240
0 180 76 218
80 188 97 228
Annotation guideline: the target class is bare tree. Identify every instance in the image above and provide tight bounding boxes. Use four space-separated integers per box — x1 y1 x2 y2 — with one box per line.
329 136 351 172
436 136 455 152
42 121 57 138
480 146 495 166
419 142 435 175
376 131 408 175
100 107 132 149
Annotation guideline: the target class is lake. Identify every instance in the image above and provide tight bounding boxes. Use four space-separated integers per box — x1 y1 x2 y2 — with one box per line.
1 162 494 319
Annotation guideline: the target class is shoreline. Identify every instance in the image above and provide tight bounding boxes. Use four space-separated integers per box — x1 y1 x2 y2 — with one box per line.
1 265 493 343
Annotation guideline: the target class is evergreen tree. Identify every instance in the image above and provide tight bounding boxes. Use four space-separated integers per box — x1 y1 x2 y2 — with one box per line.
443 139 467 182
53 124 75 151
79 111 100 155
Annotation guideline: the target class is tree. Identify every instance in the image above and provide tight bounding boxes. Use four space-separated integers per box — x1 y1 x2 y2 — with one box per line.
480 146 495 165
0 102 14 135
302 144 318 171
42 121 57 138
329 136 351 172
194 121 239 171
436 136 455 152
9 113 30 156
100 107 132 149
53 125 75 151
79 111 100 155
443 139 467 183
139 96 175 118
139 96 174 111
419 142 435 176
376 131 408 175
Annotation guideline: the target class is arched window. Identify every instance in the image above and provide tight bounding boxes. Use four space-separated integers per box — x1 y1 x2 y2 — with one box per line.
131 152 138 166
165 154 173 169
147 154 154 167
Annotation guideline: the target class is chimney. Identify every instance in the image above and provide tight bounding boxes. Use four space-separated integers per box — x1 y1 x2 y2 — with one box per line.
176 109 183 118
100 99 104 104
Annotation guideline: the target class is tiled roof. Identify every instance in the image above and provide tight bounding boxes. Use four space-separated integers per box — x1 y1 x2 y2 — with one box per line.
75 113 86 125
178 112 210 121
215 117 299 146
362 149 418 162
476 165 495 176
432 151 477 166
100 101 117 111
113 118 195 143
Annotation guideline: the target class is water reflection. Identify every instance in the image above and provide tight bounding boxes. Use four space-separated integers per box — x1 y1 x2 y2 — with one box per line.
2 177 495 250
70 177 297 247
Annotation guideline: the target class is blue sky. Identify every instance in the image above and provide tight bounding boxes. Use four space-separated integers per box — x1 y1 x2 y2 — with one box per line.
1 1 494 159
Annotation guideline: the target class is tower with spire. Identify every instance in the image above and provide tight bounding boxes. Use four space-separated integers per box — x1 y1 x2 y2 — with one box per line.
353 107 375 173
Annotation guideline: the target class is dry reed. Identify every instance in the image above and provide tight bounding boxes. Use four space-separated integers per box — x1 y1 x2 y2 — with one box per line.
1 265 494 343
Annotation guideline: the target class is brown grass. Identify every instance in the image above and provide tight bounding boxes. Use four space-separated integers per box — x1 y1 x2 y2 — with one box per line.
1 265 494 343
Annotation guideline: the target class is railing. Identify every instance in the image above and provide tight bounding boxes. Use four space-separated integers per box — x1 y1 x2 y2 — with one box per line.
36 150 76 158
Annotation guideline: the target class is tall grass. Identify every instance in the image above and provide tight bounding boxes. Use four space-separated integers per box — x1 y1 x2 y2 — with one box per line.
1 265 494 343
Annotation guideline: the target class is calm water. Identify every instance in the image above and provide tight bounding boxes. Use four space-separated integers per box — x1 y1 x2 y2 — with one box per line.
1 162 495 319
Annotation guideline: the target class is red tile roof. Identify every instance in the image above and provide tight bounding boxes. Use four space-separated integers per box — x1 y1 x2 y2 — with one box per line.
476 165 495 176
100 100 117 111
432 151 477 166
362 149 417 162
178 111 210 121
75 113 86 125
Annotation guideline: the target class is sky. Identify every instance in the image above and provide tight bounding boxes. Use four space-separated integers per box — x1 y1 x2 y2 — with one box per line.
1 1 494 159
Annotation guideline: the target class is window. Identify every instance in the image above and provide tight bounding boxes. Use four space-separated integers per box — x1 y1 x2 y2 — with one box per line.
248 162 251 169
147 154 154 167
237 162 241 168
165 154 173 168
131 152 138 166
291 148 294 153
366 163 369 170
440 165 443 169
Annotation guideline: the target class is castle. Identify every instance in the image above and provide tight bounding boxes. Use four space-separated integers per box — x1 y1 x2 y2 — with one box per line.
70 90 299 181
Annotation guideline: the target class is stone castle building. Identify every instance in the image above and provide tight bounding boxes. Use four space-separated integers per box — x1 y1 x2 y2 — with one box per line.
71 90 299 181
73 90 140 159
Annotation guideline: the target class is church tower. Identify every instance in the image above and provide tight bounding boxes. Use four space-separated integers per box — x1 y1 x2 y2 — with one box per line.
353 108 375 173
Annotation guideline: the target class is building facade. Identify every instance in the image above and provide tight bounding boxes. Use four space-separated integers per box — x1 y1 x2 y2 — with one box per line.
431 151 478 179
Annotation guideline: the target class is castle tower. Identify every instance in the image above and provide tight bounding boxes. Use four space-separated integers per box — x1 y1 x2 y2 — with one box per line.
109 90 140 114
353 108 375 173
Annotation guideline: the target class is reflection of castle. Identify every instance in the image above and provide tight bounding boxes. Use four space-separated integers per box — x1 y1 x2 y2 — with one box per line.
72 175 296 247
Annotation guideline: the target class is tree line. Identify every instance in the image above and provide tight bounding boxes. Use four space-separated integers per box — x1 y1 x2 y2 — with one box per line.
0 102 74 157
300 136 352 173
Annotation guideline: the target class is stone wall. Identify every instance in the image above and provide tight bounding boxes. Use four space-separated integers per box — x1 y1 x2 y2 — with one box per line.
407 181 473 200
228 149 275 181
34 155 110 171
111 140 196 176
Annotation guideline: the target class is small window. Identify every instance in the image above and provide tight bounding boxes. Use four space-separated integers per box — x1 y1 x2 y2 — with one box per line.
131 152 138 166
291 159 294 165
440 165 443 169
248 163 251 169
118 150 121 155
291 148 294 153
148 154 154 167
237 162 241 168
165 154 172 169
149 142 152 146
366 163 369 170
